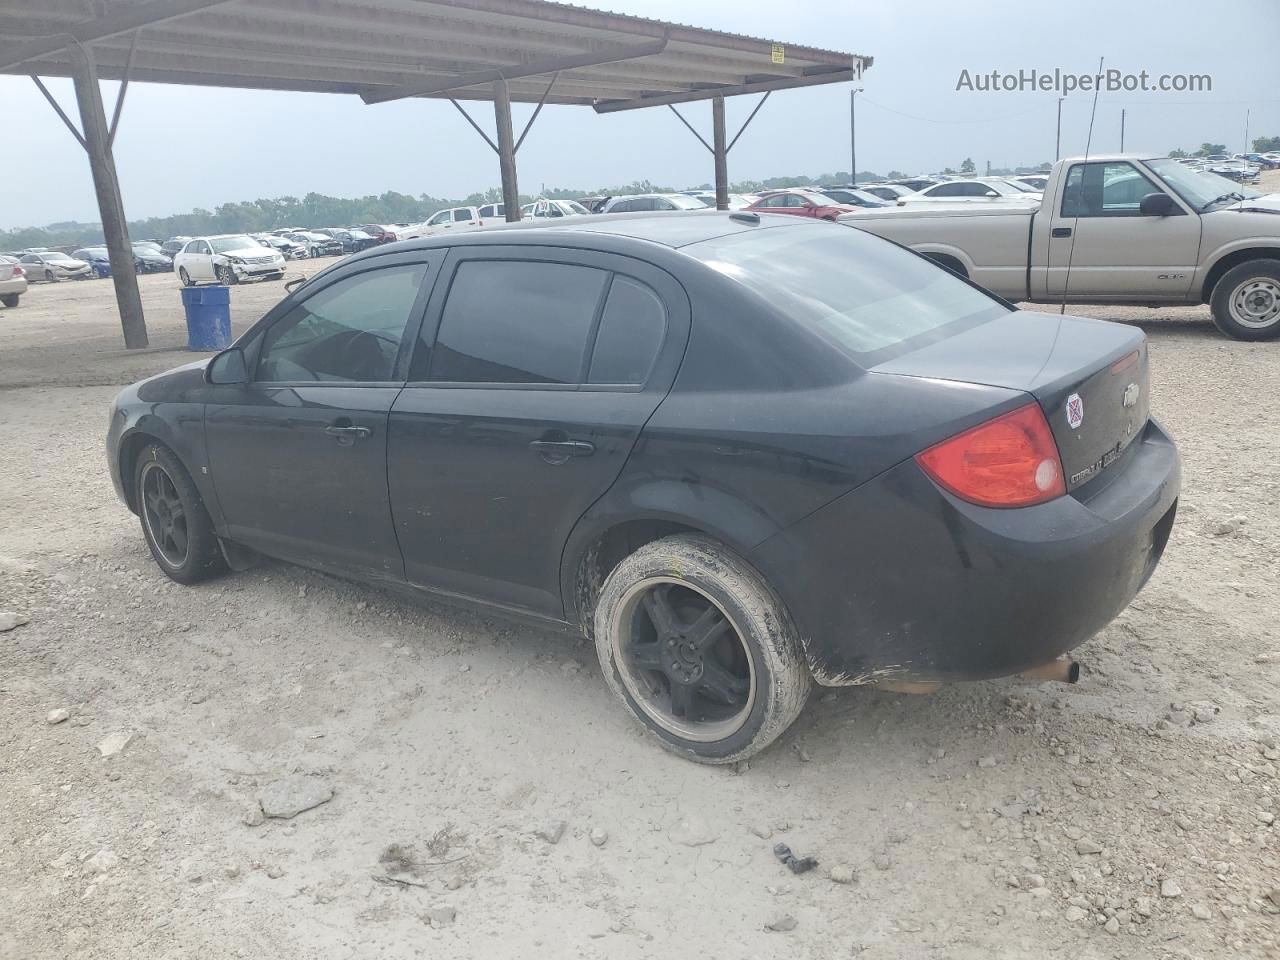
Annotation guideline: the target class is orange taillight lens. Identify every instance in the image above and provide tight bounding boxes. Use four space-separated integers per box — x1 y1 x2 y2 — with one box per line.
915 403 1066 508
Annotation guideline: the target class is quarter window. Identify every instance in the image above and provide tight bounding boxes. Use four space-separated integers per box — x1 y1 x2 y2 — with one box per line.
588 276 667 384
455 209 474 222
423 260 608 384
256 264 427 382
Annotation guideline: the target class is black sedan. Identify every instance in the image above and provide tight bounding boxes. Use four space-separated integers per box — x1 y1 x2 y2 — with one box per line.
132 243 172 273
105 213 1179 763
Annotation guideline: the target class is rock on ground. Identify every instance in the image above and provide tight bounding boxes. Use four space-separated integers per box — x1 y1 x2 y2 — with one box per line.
257 776 334 819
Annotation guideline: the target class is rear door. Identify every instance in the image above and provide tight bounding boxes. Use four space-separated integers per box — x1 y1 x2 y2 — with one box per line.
1043 160 1201 300
388 246 690 617
204 254 440 579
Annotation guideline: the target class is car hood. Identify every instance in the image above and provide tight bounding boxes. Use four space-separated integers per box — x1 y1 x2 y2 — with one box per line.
217 246 276 258
51 259 89 269
1225 192 1280 215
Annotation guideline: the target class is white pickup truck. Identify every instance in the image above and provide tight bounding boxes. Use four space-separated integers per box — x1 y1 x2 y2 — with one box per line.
841 154 1280 340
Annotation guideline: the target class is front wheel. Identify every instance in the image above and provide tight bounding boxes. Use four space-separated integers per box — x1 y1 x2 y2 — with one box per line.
1211 260 1280 340
178 267 193 287
216 264 237 285
594 534 811 764
135 443 227 584
44 269 57 283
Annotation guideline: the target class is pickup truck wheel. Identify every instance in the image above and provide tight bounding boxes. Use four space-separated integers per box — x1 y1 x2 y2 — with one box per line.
1211 261 1280 340
594 534 811 764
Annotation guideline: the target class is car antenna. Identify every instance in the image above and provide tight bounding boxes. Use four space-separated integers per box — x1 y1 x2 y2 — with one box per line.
729 211 760 224
1060 55 1103 315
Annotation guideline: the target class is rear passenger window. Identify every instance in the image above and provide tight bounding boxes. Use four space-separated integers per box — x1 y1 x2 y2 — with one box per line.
589 277 667 384
425 261 608 384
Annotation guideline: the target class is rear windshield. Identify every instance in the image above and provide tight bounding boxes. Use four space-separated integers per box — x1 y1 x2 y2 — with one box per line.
686 223 1008 364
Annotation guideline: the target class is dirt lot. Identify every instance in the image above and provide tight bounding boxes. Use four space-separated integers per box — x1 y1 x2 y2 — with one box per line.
2 235 1279 959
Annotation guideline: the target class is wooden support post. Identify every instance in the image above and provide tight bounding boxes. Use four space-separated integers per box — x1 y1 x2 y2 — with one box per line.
67 43 148 349
712 95 728 211
492 77 520 222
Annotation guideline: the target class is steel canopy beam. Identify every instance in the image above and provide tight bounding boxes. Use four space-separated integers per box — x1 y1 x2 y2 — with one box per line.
592 68 855 113
0 0 236 72
360 36 667 105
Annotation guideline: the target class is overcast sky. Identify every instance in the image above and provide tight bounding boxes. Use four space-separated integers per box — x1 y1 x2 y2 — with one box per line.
3 0 1277 229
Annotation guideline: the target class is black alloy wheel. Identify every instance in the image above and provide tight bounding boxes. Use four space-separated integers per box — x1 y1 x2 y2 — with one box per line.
615 578 755 742
139 460 189 569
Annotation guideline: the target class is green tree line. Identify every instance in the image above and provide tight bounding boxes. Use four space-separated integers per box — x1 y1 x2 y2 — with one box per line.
0 161 1049 250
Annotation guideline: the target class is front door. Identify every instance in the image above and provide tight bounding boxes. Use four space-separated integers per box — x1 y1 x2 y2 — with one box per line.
204 258 437 580
1039 160 1202 300
388 247 689 617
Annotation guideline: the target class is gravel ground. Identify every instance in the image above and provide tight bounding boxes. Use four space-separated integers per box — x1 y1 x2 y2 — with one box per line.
2 236 1279 959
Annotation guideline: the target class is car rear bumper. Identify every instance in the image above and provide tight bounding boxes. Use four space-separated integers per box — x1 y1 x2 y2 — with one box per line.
0 276 27 295
749 418 1180 685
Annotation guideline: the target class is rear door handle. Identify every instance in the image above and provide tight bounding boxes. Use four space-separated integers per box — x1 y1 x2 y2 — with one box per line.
529 439 595 462
1052 227 1072 238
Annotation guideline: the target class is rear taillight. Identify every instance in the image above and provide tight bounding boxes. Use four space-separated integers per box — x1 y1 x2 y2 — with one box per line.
13 265 24 277
915 403 1065 508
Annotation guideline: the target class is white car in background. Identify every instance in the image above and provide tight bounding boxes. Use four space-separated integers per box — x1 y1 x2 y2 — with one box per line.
599 193 708 214
0 255 28 307
400 206 485 240
899 178 1042 205
476 199 593 220
174 235 285 286
686 192 760 209
19 250 93 282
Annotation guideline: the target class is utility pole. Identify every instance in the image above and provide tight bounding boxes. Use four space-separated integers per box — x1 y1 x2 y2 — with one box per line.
492 76 520 222
849 88 857 184
1244 108 1251 153
1120 108 1125 152
1055 96 1065 160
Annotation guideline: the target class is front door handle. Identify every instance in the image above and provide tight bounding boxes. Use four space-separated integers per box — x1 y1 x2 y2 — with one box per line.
325 420 373 445
1052 226 1072 238
529 439 595 463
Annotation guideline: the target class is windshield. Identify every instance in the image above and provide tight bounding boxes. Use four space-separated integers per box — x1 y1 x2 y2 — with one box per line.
563 200 590 215
46 252 76 262
211 236 260 253
1146 158 1261 209
667 194 707 210
1004 180 1039 193
687 223 1007 364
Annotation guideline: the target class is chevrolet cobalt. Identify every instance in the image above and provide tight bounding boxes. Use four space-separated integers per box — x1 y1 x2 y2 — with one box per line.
107 212 1180 763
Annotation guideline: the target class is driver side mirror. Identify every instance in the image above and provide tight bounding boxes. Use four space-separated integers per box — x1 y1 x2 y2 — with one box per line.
1139 192 1177 217
206 346 248 385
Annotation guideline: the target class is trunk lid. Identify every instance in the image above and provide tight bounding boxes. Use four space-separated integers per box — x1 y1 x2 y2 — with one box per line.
874 310 1149 493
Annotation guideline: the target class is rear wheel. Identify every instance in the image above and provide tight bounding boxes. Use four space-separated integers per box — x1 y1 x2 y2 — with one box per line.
134 443 227 584
1211 260 1280 340
0 293 18 308
594 534 811 764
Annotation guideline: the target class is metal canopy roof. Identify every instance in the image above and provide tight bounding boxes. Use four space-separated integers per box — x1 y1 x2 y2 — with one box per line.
0 0 868 112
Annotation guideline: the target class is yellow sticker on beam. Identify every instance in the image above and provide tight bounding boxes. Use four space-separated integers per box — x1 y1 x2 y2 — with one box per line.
771 43 785 65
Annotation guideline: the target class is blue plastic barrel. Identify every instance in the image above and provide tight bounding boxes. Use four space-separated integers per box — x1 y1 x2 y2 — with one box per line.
180 285 232 351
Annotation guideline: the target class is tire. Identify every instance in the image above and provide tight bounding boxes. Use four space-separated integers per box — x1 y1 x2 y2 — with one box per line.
134 442 227 585
216 264 238 285
1210 260 1280 341
0 293 18 308
178 267 193 287
594 534 811 764
44 269 57 283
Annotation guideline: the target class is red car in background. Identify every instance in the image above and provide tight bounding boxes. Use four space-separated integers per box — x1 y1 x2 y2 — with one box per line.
358 224 400 244
744 189 859 221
